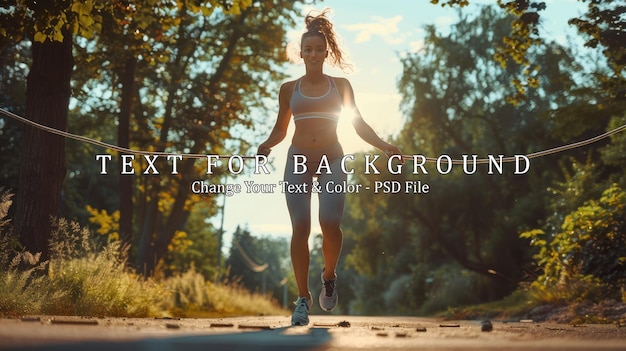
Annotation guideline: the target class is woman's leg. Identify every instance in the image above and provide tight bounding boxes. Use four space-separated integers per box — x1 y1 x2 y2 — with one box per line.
284 146 313 299
317 157 347 279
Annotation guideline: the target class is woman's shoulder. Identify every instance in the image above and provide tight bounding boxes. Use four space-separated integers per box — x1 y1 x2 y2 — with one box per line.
279 79 299 91
327 75 353 96
278 79 298 102
326 75 349 82
327 75 351 88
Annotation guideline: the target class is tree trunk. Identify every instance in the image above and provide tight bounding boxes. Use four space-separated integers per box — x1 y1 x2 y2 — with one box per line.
137 157 196 277
148 158 196 275
118 56 136 252
135 8 250 276
135 187 159 275
15 31 73 261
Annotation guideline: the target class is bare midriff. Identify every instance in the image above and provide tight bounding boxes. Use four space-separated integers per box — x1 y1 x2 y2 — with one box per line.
291 119 339 149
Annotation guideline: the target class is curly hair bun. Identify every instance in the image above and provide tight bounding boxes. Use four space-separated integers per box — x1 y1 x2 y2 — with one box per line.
301 9 353 72
305 9 333 34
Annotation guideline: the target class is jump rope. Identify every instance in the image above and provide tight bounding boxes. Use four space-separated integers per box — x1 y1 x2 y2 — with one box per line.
2 107 625 165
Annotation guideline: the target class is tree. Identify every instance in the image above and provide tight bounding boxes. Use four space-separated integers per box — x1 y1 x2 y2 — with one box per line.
0 0 301 267
124 1 307 276
567 0 626 101
64 0 311 276
343 6 586 312
161 200 221 279
428 0 626 307
0 41 28 195
225 226 292 301
431 0 626 104
522 183 626 301
0 0 232 260
16 17 73 263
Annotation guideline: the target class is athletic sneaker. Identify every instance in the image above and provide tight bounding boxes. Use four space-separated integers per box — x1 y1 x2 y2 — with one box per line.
319 269 338 312
291 296 312 326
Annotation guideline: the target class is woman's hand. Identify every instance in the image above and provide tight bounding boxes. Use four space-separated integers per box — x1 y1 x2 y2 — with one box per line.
384 143 404 164
257 144 272 157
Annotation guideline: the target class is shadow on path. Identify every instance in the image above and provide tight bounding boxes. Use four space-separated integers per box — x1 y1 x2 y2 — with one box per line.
7 327 331 351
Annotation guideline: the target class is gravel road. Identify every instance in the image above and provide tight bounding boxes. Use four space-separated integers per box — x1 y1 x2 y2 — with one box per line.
1 315 625 350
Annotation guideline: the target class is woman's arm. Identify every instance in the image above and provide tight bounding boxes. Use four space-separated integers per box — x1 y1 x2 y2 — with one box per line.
257 81 294 156
336 77 403 159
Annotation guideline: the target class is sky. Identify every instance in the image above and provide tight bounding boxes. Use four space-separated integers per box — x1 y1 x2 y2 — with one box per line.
214 0 588 252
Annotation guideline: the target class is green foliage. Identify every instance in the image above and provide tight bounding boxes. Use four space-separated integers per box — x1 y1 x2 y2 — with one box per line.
0 0 255 43
2 0 311 276
568 0 626 100
225 226 293 303
160 202 220 280
0 188 161 317
47 246 164 317
439 289 539 320
0 242 48 316
85 205 120 241
521 184 626 302
164 267 211 313
431 0 470 7
348 5 575 312
86 0 308 275
0 188 47 316
0 40 27 191
433 0 626 104
600 114 626 170
0 188 13 232
163 267 286 317
46 218 165 317
341 5 626 316
417 264 492 316
1 188 284 317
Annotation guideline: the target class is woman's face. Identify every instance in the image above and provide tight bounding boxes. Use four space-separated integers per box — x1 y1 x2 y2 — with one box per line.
300 35 327 67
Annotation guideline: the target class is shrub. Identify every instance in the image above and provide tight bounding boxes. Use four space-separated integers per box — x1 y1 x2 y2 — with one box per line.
162 267 287 317
0 250 48 316
521 184 626 302
0 188 286 318
0 188 48 316
0 190 166 318
45 218 166 317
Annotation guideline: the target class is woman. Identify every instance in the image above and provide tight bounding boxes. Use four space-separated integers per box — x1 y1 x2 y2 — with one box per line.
257 9 402 326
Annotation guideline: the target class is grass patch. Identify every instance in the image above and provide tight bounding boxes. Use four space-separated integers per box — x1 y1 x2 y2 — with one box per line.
46 247 165 317
163 268 287 318
438 286 625 324
0 251 48 316
0 188 287 318
1 217 166 317
439 289 542 320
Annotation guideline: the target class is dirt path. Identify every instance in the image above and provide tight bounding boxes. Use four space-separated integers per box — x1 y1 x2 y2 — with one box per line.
1 315 625 350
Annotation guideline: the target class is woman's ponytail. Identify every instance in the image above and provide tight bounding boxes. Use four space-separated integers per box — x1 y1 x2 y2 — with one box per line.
301 9 353 72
